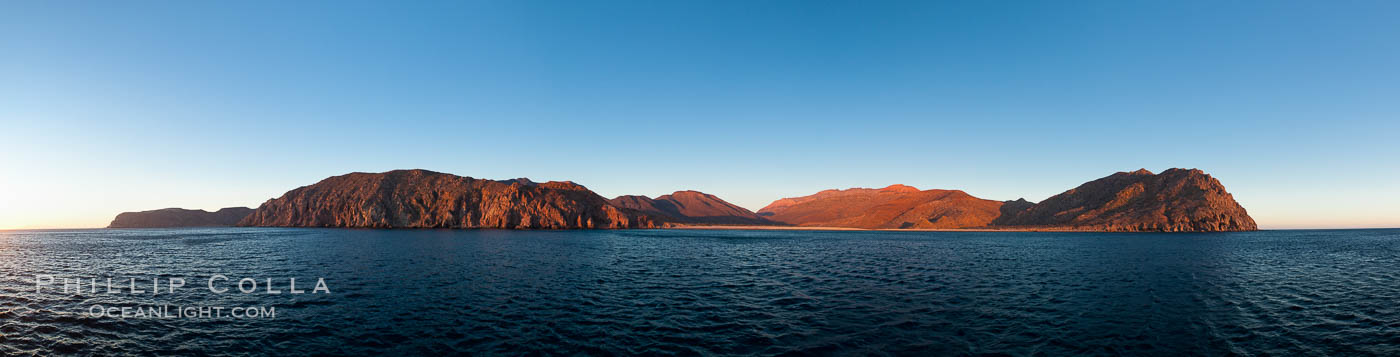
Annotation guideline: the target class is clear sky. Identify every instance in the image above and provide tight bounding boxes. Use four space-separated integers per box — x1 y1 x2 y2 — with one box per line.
2 1 1398 229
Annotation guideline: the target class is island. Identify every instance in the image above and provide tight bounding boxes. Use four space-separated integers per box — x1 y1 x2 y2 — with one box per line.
107 207 254 228
109 168 1256 232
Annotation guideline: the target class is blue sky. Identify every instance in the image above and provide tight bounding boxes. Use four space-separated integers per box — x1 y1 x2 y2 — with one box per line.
2 1 1398 229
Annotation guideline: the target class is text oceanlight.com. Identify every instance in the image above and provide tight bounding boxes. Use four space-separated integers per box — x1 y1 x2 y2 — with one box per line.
88 305 277 319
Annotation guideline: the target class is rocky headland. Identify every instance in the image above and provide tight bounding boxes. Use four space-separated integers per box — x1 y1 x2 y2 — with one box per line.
991 168 1257 232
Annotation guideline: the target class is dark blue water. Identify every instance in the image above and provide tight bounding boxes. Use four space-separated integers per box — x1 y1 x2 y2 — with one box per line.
1 228 1397 355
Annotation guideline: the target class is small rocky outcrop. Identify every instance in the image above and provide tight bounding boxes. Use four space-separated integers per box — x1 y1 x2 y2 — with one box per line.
108 207 254 228
238 170 663 229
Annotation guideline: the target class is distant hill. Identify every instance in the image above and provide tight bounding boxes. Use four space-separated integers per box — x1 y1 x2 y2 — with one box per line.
108 207 253 228
757 185 1006 229
610 191 773 225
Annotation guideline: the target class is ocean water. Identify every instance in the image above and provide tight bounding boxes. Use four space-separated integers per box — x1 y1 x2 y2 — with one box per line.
0 228 1397 356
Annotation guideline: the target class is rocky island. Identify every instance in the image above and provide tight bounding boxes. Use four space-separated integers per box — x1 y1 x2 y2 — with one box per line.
111 168 1256 232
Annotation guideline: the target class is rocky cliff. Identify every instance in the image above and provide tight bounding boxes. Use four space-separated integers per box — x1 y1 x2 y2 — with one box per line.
238 170 663 229
757 184 1007 229
992 168 1257 232
609 191 772 225
108 207 254 228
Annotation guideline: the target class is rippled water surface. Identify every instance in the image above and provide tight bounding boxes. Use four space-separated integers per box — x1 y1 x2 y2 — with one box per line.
1 228 1398 355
